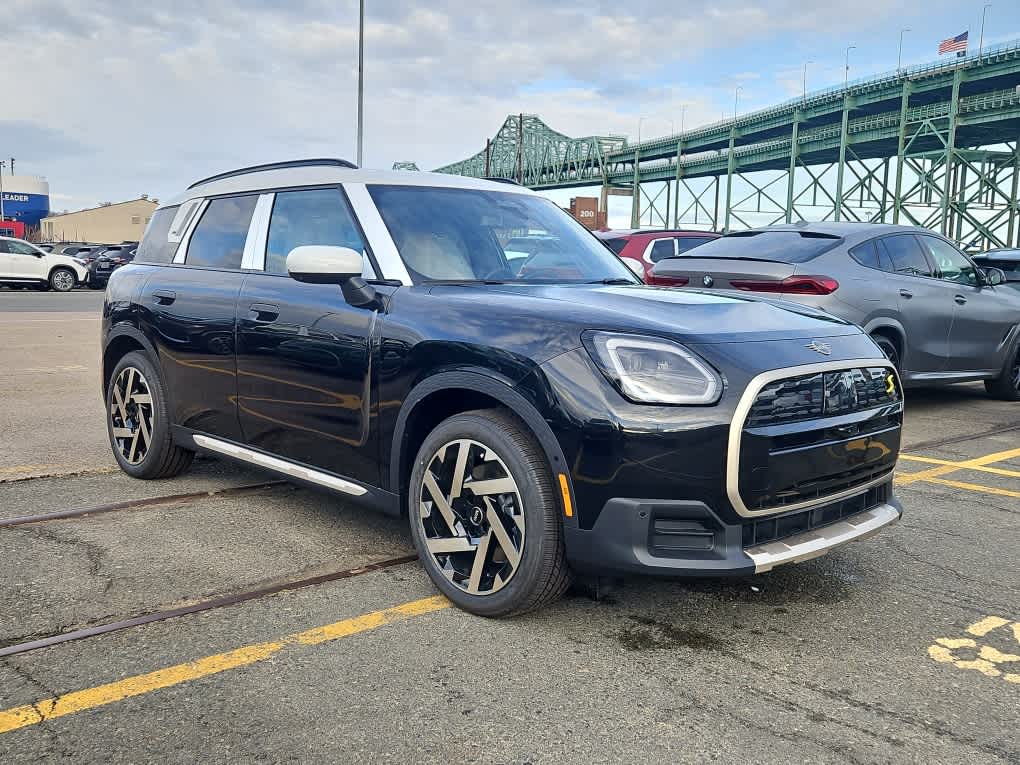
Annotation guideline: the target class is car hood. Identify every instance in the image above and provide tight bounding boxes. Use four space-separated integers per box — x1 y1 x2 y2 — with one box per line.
436 284 861 344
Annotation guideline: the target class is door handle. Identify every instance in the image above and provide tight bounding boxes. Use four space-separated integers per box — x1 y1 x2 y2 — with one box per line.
248 303 280 323
898 289 913 299
954 295 967 305
151 290 176 305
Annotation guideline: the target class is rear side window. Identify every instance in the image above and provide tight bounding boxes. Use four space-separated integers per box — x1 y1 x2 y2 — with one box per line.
185 195 258 269
602 238 628 255
689 231 842 263
265 188 367 275
849 239 893 271
879 235 932 277
676 236 715 254
648 239 675 262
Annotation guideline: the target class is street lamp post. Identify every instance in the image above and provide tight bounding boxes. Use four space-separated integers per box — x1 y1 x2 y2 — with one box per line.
845 45 857 87
679 104 688 134
802 60 813 101
734 85 743 120
979 4 992 56
356 0 365 167
898 28 911 72
0 160 6 221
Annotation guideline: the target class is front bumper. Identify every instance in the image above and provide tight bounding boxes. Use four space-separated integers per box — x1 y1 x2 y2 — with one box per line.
563 487 902 577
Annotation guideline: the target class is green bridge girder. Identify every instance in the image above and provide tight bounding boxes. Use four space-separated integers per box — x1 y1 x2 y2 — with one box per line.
429 39 1020 250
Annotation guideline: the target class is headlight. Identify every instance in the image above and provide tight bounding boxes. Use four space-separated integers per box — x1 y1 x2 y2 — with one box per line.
583 331 723 405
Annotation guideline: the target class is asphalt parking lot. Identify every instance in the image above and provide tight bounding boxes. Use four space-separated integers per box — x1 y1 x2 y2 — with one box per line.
0 291 1017 763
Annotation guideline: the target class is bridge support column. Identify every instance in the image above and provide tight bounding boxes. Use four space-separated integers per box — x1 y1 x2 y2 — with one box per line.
785 112 801 223
1009 140 1020 247
941 68 963 236
673 141 684 227
724 128 736 232
893 82 912 224
834 95 852 222
630 148 641 229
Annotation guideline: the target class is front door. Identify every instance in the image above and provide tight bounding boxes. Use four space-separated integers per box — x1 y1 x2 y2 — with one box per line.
141 194 258 441
876 234 953 374
235 186 381 485
918 235 1018 373
0 239 45 280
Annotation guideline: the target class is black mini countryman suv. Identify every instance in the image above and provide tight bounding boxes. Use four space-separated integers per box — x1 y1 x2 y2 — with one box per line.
101 158 904 616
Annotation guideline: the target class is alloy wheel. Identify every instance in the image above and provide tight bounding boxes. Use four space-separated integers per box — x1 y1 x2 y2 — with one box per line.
418 439 525 595
109 367 154 465
52 270 74 291
1012 348 1020 393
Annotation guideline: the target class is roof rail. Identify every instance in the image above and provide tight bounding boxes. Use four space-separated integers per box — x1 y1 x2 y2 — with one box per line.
482 176 522 186
187 158 358 190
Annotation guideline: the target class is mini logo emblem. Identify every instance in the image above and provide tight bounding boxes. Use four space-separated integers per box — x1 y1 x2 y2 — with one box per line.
702 275 714 287
885 373 896 395
806 340 832 356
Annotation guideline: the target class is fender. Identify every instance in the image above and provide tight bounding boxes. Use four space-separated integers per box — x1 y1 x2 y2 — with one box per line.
102 324 163 396
390 369 577 525
861 316 906 342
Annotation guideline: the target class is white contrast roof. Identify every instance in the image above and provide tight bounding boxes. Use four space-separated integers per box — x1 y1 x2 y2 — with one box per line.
165 165 534 209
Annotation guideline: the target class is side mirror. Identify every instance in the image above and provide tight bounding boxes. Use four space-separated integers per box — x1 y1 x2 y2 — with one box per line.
286 245 363 284
980 266 1006 287
286 245 379 308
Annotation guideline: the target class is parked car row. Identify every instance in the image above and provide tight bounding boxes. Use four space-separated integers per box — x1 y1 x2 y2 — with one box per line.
0 237 137 291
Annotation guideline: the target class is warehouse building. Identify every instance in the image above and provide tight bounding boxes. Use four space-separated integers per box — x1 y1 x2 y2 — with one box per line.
41 197 158 243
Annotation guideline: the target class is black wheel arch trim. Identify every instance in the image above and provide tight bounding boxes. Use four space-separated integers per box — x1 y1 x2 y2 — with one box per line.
390 369 578 526
102 325 162 395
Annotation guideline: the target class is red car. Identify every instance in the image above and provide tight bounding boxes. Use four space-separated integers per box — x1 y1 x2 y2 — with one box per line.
595 229 721 281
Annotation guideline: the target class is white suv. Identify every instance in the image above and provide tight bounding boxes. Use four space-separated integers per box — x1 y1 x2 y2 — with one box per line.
0 236 89 292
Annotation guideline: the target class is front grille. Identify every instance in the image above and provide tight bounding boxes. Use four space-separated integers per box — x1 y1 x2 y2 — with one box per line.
747 366 898 427
741 481 891 547
737 364 901 514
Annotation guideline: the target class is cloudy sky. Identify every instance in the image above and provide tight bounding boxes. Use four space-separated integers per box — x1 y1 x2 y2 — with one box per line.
3 0 1018 213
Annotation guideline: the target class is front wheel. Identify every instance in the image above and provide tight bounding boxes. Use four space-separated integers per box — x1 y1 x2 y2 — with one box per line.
872 335 900 372
49 267 76 292
985 345 1020 401
409 409 572 617
106 351 194 478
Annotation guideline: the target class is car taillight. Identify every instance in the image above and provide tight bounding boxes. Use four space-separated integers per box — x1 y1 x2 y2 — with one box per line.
729 275 839 295
647 274 690 287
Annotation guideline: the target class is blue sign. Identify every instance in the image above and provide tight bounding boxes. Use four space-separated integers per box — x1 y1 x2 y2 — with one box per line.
0 192 50 226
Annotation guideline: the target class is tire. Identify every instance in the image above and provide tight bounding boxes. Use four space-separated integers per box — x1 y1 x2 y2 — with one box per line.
984 344 1020 401
106 350 194 478
872 334 901 372
49 267 76 292
408 408 572 617
87 280 105 290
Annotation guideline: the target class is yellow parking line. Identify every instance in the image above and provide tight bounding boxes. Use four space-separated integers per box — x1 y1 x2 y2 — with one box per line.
896 447 1020 486
924 477 1020 499
899 454 1020 479
0 595 449 735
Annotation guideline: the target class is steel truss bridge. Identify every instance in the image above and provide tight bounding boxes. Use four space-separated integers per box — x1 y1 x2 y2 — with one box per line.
424 40 1020 249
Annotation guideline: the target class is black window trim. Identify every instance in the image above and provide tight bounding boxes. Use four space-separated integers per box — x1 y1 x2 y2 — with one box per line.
915 233 984 286
179 192 261 272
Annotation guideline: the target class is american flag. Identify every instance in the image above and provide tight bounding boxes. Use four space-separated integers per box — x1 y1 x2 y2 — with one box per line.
938 31 968 55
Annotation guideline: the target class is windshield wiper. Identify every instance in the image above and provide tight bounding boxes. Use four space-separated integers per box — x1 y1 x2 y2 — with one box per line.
586 278 637 285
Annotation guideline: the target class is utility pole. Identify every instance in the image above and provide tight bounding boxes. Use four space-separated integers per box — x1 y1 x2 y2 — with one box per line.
802 61 812 101
979 4 992 56
734 85 743 120
845 45 857 87
356 0 364 167
0 160 6 220
898 28 910 72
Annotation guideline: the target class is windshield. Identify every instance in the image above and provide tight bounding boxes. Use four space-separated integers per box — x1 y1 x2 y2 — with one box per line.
368 185 638 284
688 231 842 264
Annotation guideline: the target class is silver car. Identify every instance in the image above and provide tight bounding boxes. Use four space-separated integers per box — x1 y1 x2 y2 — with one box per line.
650 222 1020 401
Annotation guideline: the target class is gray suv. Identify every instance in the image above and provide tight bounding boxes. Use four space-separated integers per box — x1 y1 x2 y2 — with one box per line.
650 222 1020 400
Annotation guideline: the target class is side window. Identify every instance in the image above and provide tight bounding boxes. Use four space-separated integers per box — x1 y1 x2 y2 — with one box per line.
918 236 979 287
648 238 676 262
7 240 39 255
265 188 367 275
134 206 179 264
185 195 258 269
849 240 890 271
0 241 9 254
879 235 932 277
676 236 715 254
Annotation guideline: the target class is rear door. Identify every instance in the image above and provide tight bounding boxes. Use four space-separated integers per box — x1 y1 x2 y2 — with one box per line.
875 234 953 373
235 186 381 486
918 235 1016 373
141 195 256 441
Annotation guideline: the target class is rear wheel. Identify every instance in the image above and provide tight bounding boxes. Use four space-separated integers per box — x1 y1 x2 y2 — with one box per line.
409 409 571 617
872 334 901 372
985 344 1020 401
49 267 76 292
106 351 194 478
